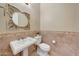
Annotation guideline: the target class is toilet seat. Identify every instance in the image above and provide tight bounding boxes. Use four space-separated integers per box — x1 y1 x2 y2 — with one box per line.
38 43 50 52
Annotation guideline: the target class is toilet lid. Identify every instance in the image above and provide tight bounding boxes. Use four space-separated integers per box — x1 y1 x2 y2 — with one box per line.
39 43 50 51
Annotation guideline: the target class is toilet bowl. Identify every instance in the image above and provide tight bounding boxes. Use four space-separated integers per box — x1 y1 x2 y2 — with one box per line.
34 34 50 56
37 43 50 56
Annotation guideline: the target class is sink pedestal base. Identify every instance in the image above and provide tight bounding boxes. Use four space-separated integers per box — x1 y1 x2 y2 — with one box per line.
23 48 28 56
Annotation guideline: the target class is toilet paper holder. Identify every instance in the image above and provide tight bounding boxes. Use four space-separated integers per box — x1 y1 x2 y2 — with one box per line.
52 40 56 45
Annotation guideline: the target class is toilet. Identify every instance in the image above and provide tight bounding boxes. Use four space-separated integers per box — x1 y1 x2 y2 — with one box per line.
34 34 50 56
37 43 50 56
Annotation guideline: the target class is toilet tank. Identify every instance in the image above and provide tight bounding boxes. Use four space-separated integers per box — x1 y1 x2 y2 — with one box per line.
34 35 42 45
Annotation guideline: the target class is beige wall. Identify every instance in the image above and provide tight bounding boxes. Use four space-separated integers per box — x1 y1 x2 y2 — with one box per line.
30 3 40 31
74 4 79 31
9 3 31 14
0 3 40 34
1 3 79 33
40 3 79 32
0 4 6 34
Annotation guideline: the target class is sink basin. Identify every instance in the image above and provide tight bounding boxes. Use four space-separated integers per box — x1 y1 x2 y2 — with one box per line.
10 37 37 55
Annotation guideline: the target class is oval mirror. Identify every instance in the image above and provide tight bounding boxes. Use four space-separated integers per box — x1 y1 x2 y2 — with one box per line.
12 12 28 27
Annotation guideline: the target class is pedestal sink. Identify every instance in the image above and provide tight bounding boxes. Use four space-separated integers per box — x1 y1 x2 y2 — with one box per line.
10 37 37 55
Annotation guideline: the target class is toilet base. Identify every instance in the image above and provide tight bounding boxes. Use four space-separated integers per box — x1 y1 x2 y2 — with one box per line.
37 47 49 56
37 52 49 56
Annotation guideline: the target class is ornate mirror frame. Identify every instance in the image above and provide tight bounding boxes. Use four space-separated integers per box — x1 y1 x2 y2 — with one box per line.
7 4 30 30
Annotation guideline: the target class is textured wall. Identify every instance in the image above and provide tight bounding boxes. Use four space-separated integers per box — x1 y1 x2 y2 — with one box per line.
40 4 79 56
40 3 79 32
0 31 38 56
41 31 79 56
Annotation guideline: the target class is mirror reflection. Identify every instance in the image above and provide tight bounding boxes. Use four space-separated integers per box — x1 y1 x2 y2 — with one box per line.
12 12 28 27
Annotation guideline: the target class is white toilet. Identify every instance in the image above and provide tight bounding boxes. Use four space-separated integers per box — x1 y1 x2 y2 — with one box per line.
34 34 50 56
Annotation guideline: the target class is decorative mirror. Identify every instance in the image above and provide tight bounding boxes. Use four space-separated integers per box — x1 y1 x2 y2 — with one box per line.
7 4 30 30
12 12 28 27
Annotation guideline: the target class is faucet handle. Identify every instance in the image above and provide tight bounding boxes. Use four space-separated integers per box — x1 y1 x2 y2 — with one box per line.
17 37 24 40
21 37 24 39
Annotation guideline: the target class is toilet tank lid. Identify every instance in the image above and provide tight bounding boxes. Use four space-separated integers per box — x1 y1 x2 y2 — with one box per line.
39 43 50 51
